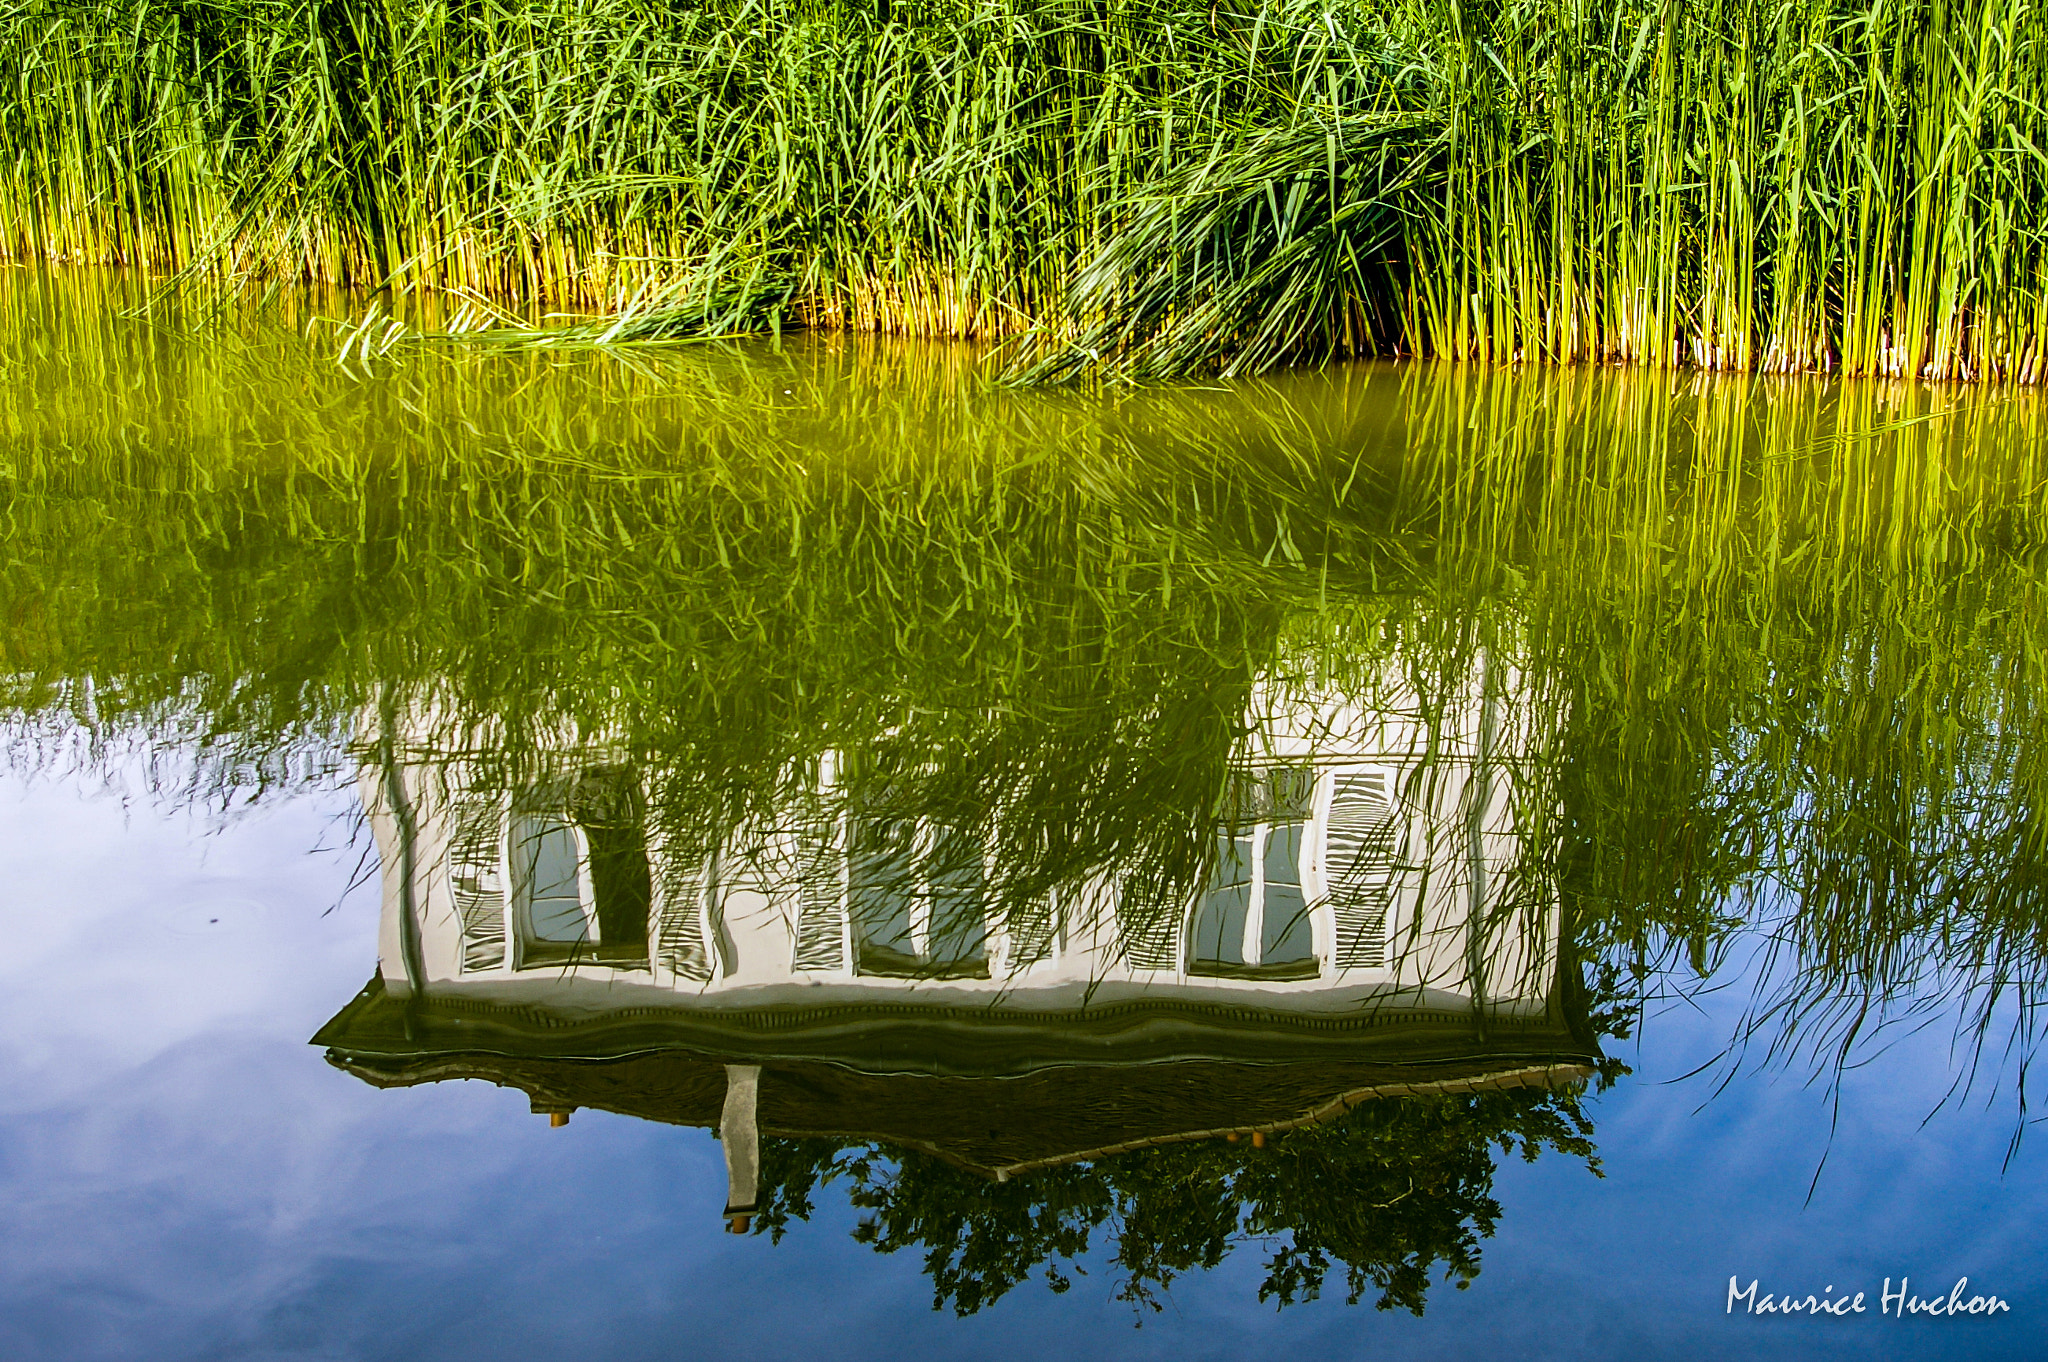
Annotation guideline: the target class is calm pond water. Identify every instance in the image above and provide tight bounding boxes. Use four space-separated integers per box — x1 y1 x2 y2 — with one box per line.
4 272 2047 1359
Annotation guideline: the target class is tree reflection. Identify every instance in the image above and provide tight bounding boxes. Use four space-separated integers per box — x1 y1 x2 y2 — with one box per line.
754 1082 1607 1316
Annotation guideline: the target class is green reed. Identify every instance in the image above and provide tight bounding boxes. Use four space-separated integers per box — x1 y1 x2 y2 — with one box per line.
8 0 2047 381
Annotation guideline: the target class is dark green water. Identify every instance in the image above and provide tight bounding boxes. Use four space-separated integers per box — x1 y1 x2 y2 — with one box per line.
3 272 2045 1358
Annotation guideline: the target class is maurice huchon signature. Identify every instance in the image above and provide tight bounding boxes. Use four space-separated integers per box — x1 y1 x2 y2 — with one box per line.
1728 1277 2012 1319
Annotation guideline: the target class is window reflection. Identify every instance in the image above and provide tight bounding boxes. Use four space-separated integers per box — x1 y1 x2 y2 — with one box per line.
851 816 991 979
513 814 589 945
1189 767 1320 980
489 769 654 970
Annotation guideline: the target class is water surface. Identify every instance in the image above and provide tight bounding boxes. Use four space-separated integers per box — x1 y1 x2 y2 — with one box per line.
3 273 2045 1358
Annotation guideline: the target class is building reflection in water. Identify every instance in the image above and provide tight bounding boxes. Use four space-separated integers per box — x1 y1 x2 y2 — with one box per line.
316 659 1600 1263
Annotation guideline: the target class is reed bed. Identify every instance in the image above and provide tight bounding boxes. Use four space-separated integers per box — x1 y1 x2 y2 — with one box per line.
7 0 2048 380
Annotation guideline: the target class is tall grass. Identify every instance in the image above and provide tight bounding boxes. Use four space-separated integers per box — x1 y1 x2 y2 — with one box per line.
7 0 2048 380
3 0 1417 343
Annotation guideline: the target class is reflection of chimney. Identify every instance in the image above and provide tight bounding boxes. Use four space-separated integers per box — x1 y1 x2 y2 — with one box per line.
721 1065 761 1231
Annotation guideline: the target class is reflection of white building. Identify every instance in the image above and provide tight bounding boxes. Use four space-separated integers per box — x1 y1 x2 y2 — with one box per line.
325 669 1592 1216
360 669 1555 1020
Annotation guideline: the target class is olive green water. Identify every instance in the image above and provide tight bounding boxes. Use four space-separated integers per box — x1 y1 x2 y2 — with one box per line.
4 270 2048 1352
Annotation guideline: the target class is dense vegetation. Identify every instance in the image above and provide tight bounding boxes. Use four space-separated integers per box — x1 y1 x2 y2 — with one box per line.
7 0 2048 379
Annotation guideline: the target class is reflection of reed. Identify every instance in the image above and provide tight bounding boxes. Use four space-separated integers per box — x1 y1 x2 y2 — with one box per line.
8 275 2048 1113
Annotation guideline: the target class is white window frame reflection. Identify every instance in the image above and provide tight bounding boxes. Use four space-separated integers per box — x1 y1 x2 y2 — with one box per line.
1185 766 1329 981
1185 823 1314 975
509 810 600 968
847 814 994 980
442 781 656 975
